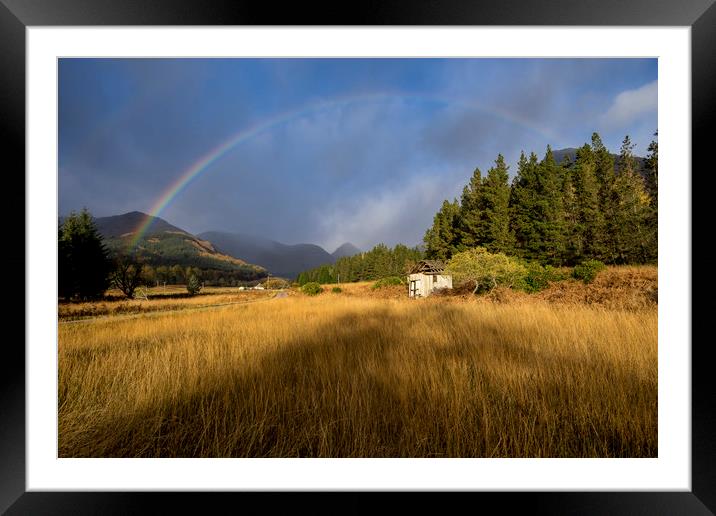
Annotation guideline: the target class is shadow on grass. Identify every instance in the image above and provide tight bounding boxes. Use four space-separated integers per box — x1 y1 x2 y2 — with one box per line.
59 305 657 458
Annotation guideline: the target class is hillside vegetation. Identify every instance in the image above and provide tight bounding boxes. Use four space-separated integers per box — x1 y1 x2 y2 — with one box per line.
60 211 270 291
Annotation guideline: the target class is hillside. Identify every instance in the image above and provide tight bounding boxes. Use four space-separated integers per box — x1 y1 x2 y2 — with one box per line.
93 212 266 280
199 231 342 279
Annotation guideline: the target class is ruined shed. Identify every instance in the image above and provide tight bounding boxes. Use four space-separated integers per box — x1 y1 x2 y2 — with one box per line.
408 260 452 298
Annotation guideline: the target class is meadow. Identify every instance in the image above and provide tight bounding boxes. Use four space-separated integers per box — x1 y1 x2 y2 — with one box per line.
58 266 657 458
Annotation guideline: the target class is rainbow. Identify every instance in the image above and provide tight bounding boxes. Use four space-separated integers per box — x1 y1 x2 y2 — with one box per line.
129 93 560 248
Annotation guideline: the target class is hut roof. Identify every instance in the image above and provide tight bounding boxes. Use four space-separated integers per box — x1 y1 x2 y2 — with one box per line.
409 259 446 274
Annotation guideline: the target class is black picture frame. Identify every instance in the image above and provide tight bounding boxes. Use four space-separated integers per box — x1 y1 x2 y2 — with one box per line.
3 1 711 514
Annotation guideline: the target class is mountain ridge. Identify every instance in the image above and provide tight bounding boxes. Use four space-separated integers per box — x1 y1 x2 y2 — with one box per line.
199 231 357 279
552 147 647 174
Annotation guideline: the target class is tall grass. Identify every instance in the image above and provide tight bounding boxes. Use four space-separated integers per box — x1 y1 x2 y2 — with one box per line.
58 292 657 457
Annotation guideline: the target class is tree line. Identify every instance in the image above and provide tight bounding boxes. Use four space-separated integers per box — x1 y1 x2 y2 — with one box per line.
424 132 658 266
296 243 424 285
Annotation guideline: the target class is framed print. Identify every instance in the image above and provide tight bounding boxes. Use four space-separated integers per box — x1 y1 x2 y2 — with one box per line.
3 0 712 514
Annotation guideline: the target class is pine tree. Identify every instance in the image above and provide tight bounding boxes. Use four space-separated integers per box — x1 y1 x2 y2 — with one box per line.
611 135 653 263
424 199 461 260
591 133 618 262
561 167 579 264
643 131 658 262
644 131 658 206
536 146 566 265
456 168 484 248
58 208 112 300
572 144 607 261
509 147 567 265
479 154 514 254
510 151 541 260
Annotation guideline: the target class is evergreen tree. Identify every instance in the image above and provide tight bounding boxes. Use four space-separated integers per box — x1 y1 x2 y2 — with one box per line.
510 152 541 260
561 167 579 264
457 168 484 248
510 148 565 265
58 208 112 300
572 144 607 261
643 131 658 261
591 132 618 262
536 146 566 265
424 199 461 260
479 154 514 254
644 131 658 206
612 135 653 263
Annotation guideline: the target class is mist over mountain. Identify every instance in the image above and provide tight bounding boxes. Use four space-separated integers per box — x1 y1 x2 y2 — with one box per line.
199 231 345 279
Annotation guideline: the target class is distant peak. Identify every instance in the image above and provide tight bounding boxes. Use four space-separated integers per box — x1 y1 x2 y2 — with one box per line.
332 242 361 258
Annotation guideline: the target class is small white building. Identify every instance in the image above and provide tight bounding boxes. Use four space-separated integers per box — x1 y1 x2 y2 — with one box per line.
408 260 452 298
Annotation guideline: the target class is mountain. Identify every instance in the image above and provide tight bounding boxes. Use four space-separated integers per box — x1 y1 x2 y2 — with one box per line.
332 242 361 259
90 212 265 279
198 231 336 279
93 211 184 238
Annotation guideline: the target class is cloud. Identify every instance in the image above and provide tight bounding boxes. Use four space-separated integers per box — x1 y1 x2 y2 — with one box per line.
599 80 657 129
315 171 465 251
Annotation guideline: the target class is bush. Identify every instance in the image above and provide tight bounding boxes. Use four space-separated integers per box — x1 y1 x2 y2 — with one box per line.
265 277 289 290
572 260 606 284
186 274 202 295
520 263 567 293
301 282 324 296
446 247 527 294
371 276 405 289
331 286 342 293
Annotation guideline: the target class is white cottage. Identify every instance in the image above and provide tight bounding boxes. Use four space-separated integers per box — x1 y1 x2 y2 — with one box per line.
408 260 453 298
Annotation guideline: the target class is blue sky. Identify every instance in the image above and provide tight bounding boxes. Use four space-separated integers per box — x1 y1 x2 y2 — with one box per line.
59 58 657 251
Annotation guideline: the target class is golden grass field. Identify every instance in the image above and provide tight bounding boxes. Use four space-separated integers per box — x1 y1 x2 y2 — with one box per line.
58 266 657 458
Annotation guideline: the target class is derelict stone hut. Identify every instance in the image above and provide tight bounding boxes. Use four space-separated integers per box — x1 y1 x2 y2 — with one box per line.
408 260 453 298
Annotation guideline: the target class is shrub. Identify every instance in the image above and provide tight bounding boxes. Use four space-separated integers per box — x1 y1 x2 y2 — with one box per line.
446 247 527 294
186 274 202 295
331 286 342 294
265 277 289 290
572 260 606 284
301 282 324 296
371 276 405 289
520 263 567 293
